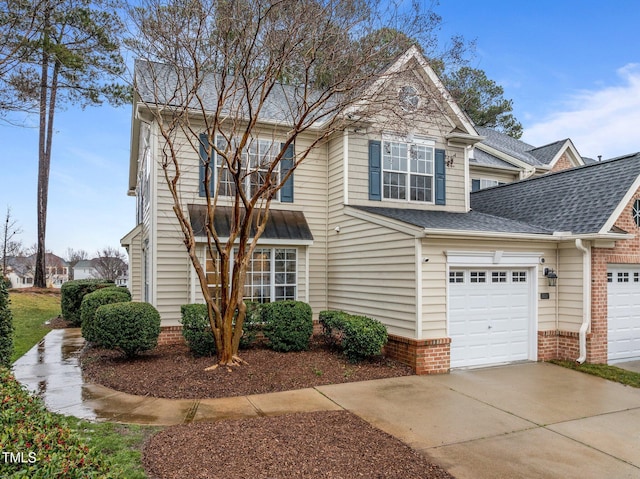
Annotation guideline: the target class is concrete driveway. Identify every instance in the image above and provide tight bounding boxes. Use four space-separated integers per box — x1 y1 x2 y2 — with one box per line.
317 362 640 479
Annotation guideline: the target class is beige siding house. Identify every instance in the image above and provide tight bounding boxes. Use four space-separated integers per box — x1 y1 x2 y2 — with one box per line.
122 47 640 373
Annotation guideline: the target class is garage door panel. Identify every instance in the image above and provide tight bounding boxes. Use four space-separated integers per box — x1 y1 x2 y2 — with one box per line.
608 265 640 362
449 268 533 368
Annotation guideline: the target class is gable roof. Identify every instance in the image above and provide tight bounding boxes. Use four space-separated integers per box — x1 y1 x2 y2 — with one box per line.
471 153 640 234
473 127 583 172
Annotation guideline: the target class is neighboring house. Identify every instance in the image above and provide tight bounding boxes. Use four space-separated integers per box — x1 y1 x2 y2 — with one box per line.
73 259 129 288
4 253 68 288
122 46 640 373
73 260 97 280
469 126 585 190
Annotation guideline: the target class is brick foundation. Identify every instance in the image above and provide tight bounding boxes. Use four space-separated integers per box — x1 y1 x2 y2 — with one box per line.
384 335 451 375
158 326 186 346
537 330 581 362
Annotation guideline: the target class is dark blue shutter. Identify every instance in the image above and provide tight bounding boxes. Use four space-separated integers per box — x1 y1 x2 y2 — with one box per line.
435 148 446 205
369 140 382 201
471 179 480 192
280 143 294 203
199 133 214 197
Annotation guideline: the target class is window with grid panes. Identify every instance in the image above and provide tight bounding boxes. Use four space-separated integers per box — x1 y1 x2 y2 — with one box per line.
382 139 434 202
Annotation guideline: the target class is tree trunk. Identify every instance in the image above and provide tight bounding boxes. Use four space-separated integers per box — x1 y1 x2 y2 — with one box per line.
34 8 50 289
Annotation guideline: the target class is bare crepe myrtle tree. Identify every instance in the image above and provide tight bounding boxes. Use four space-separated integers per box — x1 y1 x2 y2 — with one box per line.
127 0 468 366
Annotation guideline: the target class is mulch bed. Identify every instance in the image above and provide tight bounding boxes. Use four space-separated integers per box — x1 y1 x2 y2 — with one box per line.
143 410 455 479
46 316 72 329
80 337 414 399
81 337 454 478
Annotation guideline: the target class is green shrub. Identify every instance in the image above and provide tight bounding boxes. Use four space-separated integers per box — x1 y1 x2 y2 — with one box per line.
261 301 313 352
92 302 160 358
0 280 13 367
341 315 388 362
319 310 388 362
239 301 262 349
180 304 215 357
81 287 132 344
318 310 349 348
0 368 116 478
61 279 115 326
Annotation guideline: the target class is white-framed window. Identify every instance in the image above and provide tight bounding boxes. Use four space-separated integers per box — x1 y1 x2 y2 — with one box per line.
470 271 486 283
471 178 505 192
211 135 280 200
206 247 297 303
449 271 464 283
492 271 507 283
382 138 434 202
512 271 527 283
618 272 630 283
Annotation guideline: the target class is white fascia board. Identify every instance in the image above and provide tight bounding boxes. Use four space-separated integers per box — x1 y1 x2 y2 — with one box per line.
469 162 521 173
445 132 483 147
344 207 424 237
445 250 543 266
599 173 640 234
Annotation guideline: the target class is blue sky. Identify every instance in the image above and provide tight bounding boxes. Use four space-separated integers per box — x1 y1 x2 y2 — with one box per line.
1 0 639 259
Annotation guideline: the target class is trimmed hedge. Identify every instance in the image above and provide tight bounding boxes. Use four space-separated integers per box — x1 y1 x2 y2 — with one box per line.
81 287 132 344
92 302 160 358
262 301 313 352
0 368 116 478
180 304 216 357
61 279 115 326
0 280 13 367
319 310 388 362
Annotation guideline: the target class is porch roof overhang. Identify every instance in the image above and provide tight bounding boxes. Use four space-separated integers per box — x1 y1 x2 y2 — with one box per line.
188 205 314 245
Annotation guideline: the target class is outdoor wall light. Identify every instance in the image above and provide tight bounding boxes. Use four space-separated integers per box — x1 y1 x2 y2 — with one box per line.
544 268 558 287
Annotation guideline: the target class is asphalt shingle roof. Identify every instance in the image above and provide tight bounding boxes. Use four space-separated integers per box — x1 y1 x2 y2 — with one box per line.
475 126 544 166
352 206 552 234
470 149 520 170
471 153 640 234
528 140 567 165
135 60 335 126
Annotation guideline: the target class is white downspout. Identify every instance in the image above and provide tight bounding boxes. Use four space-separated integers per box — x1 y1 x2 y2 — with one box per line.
575 239 591 363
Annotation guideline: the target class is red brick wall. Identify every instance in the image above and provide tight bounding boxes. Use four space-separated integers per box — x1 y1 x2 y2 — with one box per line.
158 326 185 346
590 190 640 363
550 152 575 173
384 335 451 374
538 330 581 361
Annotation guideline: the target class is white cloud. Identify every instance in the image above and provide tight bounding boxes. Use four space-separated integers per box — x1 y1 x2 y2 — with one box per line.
522 64 640 160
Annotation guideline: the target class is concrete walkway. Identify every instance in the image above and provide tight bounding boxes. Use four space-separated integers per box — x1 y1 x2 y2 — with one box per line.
12 329 640 479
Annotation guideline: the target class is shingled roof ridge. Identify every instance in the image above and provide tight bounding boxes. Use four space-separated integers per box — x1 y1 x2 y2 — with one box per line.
526 138 568 153
472 150 640 194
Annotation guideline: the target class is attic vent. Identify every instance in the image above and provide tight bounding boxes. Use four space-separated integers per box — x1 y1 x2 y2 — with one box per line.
399 85 419 111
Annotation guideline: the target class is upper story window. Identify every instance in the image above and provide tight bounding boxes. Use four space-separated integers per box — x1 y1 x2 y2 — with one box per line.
383 138 434 203
200 134 294 203
471 178 504 192
215 136 280 199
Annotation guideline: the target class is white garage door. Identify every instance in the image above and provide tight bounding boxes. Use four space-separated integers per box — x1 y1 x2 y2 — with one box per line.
449 268 533 368
608 265 640 363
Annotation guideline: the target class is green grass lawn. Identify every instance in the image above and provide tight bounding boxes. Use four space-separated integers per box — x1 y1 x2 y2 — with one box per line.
65 417 158 479
7 289 155 478
550 360 640 388
9 291 61 363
